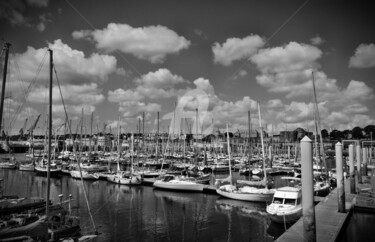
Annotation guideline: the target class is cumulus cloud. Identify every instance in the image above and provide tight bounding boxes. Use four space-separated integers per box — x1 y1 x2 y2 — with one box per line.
28 83 105 104
27 83 105 118
212 35 265 66
134 68 187 89
248 42 325 98
118 101 161 118
349 43 375 68
108 89 143 103
244 41 375 131
108 69 188 102
251 42 322 73
13 39 120 85
73 23 191 63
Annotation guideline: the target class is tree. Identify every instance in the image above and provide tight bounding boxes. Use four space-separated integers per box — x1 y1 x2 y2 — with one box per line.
330 129 343 140
364 125 375 139
321 129 329 139
342 129 352 139
352 126 363 139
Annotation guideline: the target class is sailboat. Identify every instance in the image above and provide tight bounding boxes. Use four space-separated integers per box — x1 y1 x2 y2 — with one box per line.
216 111 275 202
107 131 143 185
311 71 331 197
153 109 206 192
70 109 99 180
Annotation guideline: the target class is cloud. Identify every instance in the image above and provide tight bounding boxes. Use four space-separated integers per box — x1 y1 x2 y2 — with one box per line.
26 0 49 7
194 29 208 40
13 39 120 85
251 42 322 73
310 35 325 46
73 23 191 63
134 68 187 89
118 101 161 118
212 35 265 66
28 83 105 105
36 13 51 32
108 89 143 103
108 68 188 102
248 42 325 98
27 83 105 118
349 43 375 68
0 0 49 28
232 69 248 80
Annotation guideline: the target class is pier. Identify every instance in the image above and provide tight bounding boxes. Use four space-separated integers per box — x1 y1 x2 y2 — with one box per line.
276 177 372 242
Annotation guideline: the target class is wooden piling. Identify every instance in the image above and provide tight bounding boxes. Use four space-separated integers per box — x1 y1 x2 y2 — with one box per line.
335 142 345 213
356 145 362 184
269 146 273 167
301 136 316 242
363 147 368 176
348 144 355 194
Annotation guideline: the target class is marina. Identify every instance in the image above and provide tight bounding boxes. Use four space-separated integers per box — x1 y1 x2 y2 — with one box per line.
1 1 375 241
1 149 374 241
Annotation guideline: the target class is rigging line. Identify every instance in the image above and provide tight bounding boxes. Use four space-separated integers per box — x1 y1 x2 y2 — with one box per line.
64 0 142 77
8 50 49 128
9 60 32 122
223 0 311 84
53 65 73 135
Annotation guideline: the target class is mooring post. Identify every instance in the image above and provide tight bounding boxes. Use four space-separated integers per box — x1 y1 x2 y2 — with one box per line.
268 146 273 168
301 136 316 242
363 147 368 177
335 142 346 212
349 144 356 194
356 145 362 184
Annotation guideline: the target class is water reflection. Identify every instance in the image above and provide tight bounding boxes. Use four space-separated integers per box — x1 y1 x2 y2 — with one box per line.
2 169 284 241
215 198 273 242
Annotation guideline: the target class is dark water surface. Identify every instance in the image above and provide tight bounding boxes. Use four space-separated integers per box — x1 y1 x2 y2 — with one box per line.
1 165 287 241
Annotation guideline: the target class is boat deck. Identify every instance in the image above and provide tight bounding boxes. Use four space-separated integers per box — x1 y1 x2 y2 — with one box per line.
276 178 370 242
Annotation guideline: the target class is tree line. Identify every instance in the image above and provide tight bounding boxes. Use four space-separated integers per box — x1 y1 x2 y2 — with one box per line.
321 125 375 140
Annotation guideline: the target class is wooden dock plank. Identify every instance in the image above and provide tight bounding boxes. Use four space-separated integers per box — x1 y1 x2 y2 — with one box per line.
277 179 355 242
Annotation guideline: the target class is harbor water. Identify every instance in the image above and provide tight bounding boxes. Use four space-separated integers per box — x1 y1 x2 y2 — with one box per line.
1 157 287 241
3 154 373 241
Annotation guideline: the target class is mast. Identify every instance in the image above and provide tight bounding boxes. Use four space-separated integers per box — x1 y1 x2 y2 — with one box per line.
142 112 145 153
131 132 134 173
46 48 53 220
0 43 11 135
156 112 159 162
312 71 328 178
89 112 93 153
248 110 251 180
226 123 232 186
195 108 198 165
117 116 121 172
258 102 267 185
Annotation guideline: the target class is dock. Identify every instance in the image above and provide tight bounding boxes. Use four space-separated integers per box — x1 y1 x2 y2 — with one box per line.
276 178 372 242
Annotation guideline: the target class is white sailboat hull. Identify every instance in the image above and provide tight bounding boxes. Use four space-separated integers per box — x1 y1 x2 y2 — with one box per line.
19 164 35 171
35 166 61 175
216 186 274 202
107 175 142 185
153 180 204 192
70 170 99 180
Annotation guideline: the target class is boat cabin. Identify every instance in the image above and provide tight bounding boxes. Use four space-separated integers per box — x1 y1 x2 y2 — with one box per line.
272 187 301 206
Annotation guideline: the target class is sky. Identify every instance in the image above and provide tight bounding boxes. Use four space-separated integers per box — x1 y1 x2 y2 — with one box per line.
1 0 375 136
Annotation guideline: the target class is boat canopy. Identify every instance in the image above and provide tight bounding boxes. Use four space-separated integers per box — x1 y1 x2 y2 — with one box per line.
274 187 301 199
